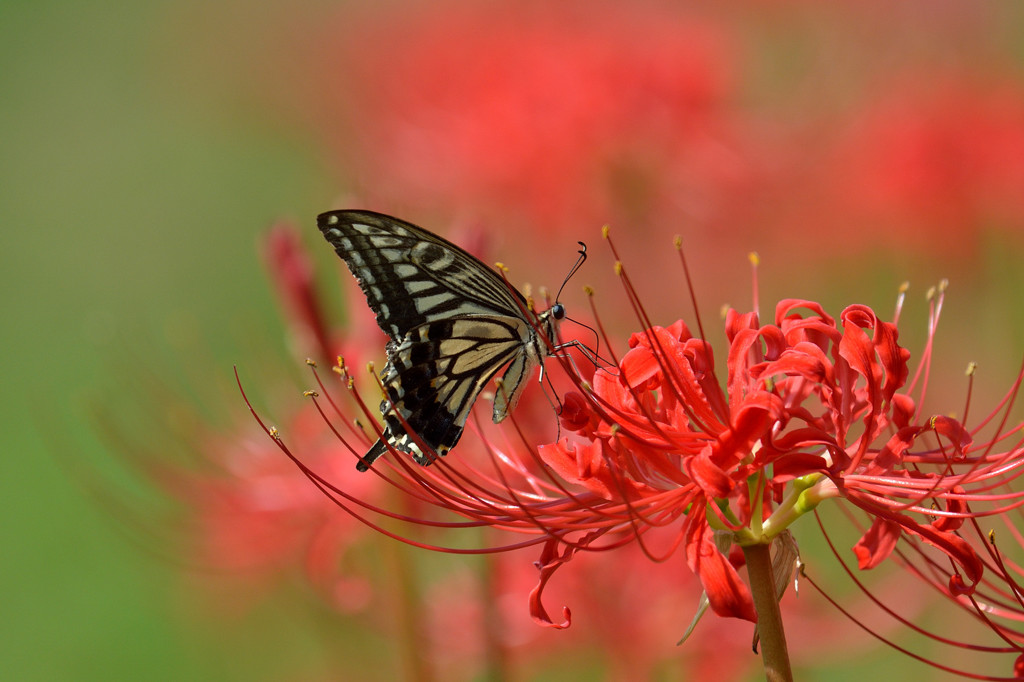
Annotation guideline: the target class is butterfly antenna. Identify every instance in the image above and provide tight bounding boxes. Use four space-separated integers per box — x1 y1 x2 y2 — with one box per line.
554 241 587 303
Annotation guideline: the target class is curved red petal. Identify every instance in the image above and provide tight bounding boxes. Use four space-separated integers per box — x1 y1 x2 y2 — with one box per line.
853 517 902 570
528 531 607 629
684 510 757 622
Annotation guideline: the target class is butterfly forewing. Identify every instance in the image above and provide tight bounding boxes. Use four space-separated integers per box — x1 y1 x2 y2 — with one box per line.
318 210 559 471
318 211 526 338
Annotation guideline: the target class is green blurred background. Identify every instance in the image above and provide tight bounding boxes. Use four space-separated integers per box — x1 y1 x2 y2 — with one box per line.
5 1 1024 680
2 2 333 679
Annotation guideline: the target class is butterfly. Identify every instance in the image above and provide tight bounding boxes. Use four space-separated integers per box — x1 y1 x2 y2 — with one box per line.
318 210 568 471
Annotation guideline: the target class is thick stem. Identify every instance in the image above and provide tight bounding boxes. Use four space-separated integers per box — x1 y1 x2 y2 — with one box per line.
743 542 793 682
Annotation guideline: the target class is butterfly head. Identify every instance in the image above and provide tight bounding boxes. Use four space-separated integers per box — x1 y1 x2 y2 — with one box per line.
535 301 566 351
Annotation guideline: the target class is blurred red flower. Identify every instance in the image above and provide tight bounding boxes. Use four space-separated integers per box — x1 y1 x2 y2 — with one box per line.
829 76 1024 255
175 405 377 613
307 3 752 236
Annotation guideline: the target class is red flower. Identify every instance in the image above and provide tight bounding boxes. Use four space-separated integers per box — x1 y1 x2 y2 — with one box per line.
267 233 1024 655
263 223 333 362
543 275 1024 616
307 3 749 234
264 222 390 367
210 210 1024 677
829 76 1024 255
175 405 378 613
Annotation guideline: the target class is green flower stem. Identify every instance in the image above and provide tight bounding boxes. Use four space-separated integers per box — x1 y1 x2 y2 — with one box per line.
743 542 794 682
760 473 836 540
707 498 741 531
747 471 766 537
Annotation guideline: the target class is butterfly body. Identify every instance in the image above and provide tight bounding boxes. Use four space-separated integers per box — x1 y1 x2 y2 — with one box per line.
318 210 562 470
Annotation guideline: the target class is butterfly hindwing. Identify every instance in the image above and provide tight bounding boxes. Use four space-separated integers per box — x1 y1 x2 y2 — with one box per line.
318 210 560 470
358 315 530 471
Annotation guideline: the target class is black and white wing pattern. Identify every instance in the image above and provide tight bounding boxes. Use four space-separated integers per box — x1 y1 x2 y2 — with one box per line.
318 210 564 471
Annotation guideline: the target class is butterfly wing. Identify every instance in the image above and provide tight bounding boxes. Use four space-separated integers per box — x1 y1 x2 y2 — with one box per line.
318 210 527 338
359 315 533 471
318 210 551 470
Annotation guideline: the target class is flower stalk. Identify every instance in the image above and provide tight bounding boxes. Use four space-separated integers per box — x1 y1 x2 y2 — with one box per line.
743 542 794 682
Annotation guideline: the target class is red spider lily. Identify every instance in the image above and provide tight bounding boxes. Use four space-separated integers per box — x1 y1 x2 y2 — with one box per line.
306 3 750 235
263 222 334 361
249 226 789 678
537 243 1024 622
91 367 380 615
264 221 390 365
171 405 379 613
256 229 1024 679
826 76 1024 258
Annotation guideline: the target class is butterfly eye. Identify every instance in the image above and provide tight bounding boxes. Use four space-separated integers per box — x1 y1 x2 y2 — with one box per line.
551 303 566 320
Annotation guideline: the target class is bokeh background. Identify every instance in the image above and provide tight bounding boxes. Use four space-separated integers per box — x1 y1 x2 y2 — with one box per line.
5 1 1024 680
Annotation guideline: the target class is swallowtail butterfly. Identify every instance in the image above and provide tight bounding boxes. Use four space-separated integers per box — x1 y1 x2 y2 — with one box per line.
318 210 566 471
